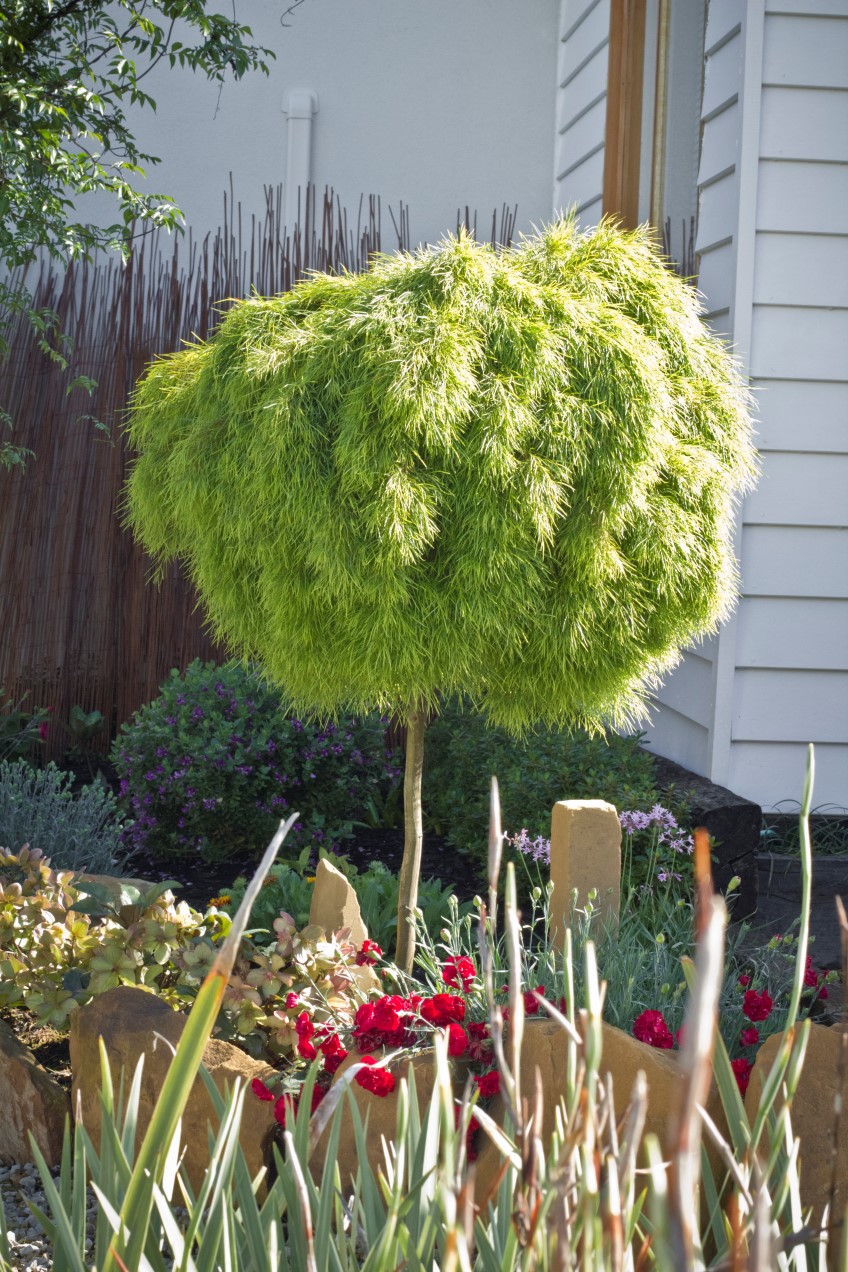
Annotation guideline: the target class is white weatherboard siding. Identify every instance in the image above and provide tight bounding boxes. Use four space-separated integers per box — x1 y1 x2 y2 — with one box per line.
554 0 611 223
647 0 848 811
643 0 746 781
726 0 848 809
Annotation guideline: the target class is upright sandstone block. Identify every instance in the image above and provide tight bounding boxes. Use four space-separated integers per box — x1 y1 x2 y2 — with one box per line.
309 857 369 946
549 799 621 945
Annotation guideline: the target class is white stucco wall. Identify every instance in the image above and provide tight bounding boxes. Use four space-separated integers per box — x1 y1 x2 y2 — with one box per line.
92 0 560 249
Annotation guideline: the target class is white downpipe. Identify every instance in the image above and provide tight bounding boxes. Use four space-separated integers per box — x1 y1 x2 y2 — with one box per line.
283 89 318 236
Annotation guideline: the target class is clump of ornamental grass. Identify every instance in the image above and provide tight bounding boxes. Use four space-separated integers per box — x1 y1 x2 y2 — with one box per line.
124 216 757 970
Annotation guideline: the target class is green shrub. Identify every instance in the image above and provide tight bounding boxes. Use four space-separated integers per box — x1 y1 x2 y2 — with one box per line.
225 854 473 959
112 659 400 863
423 697 665 863
0 757 129 874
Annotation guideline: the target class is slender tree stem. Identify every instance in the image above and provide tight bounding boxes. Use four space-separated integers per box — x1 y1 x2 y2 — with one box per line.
396 703 426 974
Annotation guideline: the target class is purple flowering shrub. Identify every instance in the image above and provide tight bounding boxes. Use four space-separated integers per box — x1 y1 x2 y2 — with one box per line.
111 660 400 863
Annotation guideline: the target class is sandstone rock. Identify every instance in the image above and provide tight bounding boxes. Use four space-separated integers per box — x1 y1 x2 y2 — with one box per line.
0 1018 69 1166
70 987 278 1193
309 858 368 946
474 1020 725 1200
309 1050 440 1187
549 800 621 944
745 1023 848 1230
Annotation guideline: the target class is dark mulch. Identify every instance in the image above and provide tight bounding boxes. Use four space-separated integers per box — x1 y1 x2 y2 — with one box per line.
129 828 484 913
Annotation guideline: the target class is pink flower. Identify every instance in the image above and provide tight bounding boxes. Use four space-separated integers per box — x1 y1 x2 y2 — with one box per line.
474 1069 500 1099
731 1057 753 1096
443 955 476 992
446 1023 469 1057
739 1027 760 1047
354 1056 395 1097
633 1009 674 1050
742 990 773 1023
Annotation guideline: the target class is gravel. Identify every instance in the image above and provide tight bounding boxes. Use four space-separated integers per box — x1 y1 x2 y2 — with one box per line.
0 1161 94 1271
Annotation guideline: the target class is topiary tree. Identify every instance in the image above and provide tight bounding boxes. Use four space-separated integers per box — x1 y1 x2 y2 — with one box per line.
124 219 756 971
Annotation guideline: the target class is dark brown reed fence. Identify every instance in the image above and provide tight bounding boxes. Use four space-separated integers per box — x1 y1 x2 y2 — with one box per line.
0 186 515 760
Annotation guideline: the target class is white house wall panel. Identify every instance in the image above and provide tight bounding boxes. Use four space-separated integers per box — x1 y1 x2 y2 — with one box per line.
750 308 848 381
762 13 848 86
759 87 848 160
740 526 848 598
744 454 848 528
730 742 846 809
756 161 848 234
735 599 848 669
554 0 611 221
732 670 848 745
751 380 848 453
753 235 848 308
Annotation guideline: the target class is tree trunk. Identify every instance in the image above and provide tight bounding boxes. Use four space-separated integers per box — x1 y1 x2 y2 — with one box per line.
395 703 426 974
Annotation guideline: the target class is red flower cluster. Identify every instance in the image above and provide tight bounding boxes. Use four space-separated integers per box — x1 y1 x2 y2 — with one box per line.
632 1009 674 1049
250 1077 327 1126
523 985 547 1016
355 939 383 966
446 1022 469 1057
320 1031 348 1075
742 989 773 1022
354 1056 395 1097
731 1057 753 1096
803 956 829 1000
474 1069 500 1099
420 993 465 1027
295 1010 320 1061
467 1020 491 1062
443 955 476 992
353 994 418 1051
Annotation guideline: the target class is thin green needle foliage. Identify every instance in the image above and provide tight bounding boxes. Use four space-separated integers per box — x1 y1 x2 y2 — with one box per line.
125 218 755 734
125 218 756 966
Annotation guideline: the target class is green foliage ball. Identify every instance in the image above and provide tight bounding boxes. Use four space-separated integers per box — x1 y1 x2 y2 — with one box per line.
126 219 756 731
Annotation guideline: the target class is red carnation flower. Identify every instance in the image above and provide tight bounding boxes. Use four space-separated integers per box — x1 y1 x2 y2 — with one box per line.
354 1056 395 1097
284 991 300 1009
446 1022 469 1057
731 1057 753 1096
320 1032 348 1075
356 939 383 966
633 1009 674 1050
294 1011 314 1040
443 955 476 992
273 1094 296 1127
474 1069 500 1099
251 1077 274 1102
742 990 773 1022
420 993 466 1027
739 1026 760 1047
738 974 751 988
372 995 405 1032
297 1038 318 1061
523 985 546 1016
675 1025 686 1049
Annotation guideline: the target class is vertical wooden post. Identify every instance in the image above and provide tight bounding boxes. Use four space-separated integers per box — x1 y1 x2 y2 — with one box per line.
395 703 426 974
603 0 648 227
